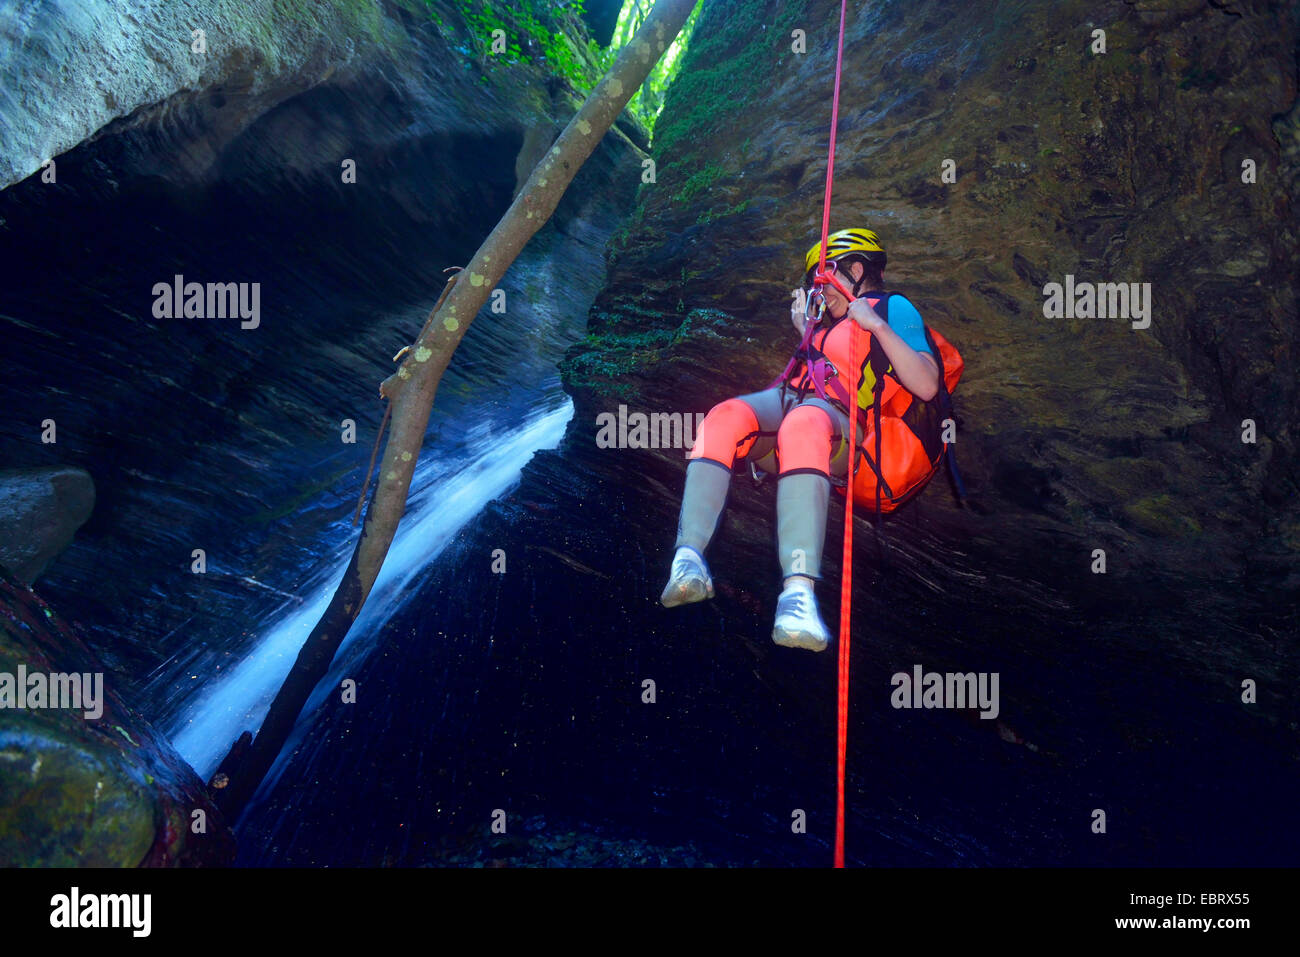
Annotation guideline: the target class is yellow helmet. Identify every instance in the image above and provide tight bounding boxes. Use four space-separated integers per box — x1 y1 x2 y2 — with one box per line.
803 228 886 274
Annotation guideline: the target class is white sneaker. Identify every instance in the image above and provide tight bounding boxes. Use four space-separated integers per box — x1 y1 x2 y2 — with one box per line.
772 580 832 652
660 546 715 607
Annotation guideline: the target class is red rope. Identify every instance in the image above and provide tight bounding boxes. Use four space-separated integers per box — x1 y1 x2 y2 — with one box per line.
817 0 853 870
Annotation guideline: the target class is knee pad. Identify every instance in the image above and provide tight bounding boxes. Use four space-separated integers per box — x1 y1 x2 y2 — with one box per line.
688 398 761 469
776 403 835 476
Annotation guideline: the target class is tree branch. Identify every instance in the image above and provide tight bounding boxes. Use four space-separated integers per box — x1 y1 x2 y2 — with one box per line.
213 0 701 819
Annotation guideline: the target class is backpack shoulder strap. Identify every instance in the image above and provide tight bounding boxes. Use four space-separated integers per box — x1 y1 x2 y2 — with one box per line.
922 323 945 377
870 290 892 323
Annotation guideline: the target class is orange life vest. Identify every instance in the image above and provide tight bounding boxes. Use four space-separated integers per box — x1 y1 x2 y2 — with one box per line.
773 292 965 513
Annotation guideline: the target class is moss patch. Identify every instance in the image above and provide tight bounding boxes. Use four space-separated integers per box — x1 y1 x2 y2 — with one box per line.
1123 493 1203 538
560 307 730 398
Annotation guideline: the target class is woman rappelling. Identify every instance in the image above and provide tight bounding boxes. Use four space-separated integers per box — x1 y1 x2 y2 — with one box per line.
659 227 964 651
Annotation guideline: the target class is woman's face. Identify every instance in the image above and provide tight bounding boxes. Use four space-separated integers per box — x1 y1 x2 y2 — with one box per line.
816 259 864 318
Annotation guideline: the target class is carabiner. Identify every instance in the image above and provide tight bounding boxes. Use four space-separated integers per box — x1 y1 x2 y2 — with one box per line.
804 287 826 324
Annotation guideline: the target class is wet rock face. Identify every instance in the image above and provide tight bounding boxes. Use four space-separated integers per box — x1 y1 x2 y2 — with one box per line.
0 570 235 865
567 0 1300 604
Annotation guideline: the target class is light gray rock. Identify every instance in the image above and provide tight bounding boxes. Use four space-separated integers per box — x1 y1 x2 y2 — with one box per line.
0 0 398 190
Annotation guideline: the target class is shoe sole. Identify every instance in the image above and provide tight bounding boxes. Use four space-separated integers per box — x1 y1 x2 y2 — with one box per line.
771 625 830 652
660 578 714 608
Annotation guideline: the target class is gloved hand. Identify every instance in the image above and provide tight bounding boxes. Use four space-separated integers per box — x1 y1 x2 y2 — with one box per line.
790 287 809 335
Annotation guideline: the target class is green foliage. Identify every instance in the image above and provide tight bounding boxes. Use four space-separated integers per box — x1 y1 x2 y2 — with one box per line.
409 1 701 138
586 36 616 75
560 307 730 397
559 328 668 398
412 0 445 30
631 0 807 228
608 0 704 134
653 0 807 159
412 0 602 90
696 197 752 226
674 162 724 203
607 202 647 259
